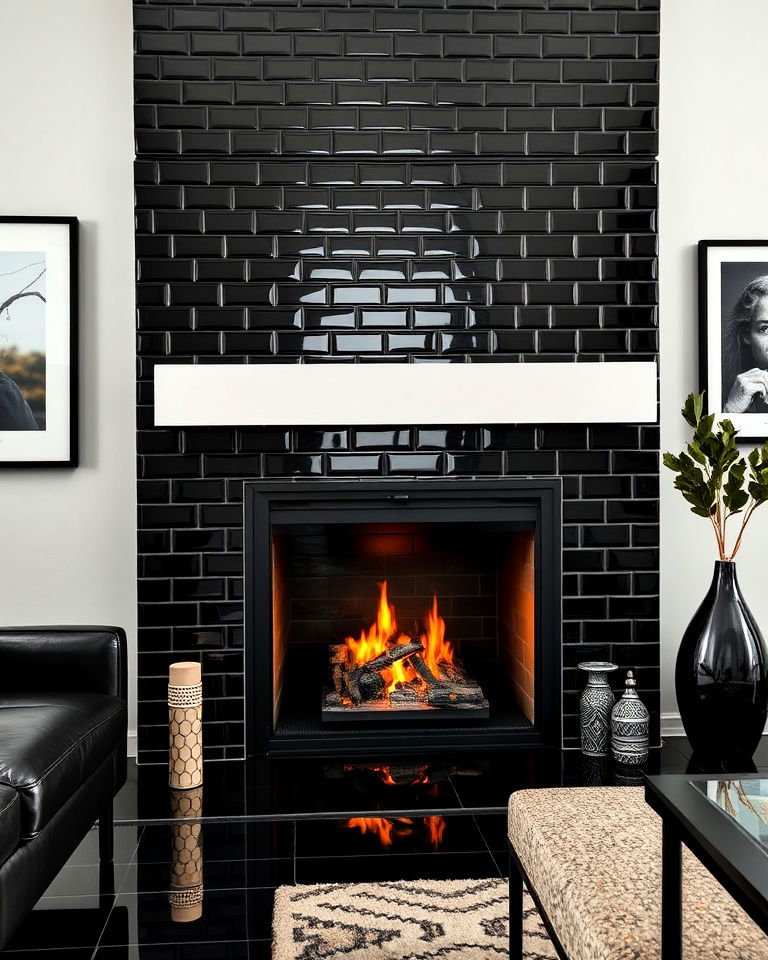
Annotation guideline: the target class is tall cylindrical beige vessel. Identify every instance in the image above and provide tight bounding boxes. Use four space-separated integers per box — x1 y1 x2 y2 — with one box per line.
168 661 203 789
169 786 204 922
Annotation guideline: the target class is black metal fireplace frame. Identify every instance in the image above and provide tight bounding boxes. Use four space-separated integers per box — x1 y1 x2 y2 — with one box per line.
244 478 562 757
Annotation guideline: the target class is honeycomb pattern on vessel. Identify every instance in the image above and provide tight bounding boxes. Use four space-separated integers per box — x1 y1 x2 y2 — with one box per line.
170 821 203 888
168 706 203 788
170 787 203 820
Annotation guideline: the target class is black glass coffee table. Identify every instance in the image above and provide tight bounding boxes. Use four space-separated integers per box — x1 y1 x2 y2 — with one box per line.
645 774 768 960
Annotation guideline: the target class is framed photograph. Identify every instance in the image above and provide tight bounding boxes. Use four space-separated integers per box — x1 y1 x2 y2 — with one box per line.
699 240 768 439
0 217 77 466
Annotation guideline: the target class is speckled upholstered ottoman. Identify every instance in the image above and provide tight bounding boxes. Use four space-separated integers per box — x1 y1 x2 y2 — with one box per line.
507 786 768 960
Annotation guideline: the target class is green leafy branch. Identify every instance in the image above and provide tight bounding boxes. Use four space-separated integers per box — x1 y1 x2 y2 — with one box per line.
664 393 768 560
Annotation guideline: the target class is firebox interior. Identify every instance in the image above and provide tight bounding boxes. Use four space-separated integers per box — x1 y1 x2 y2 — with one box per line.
245 479 561 756
271 521 535 740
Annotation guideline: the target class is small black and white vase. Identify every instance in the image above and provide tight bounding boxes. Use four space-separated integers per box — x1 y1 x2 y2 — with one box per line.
578 661 618 757
610 670 649 766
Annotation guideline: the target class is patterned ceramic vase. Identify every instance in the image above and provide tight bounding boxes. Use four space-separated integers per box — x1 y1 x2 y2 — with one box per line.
578 661 618 757
610 670 649 766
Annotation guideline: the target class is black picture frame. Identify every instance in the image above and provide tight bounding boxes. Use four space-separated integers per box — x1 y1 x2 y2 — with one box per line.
0 216 78 467
699 239 768 440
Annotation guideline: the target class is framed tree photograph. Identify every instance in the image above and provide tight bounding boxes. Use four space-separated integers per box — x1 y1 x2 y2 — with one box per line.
0 217 78 466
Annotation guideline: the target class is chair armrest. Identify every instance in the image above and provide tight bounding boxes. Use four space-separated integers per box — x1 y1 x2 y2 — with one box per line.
0 627 126 700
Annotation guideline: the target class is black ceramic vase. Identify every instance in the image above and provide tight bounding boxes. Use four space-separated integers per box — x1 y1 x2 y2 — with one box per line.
676 561 768 764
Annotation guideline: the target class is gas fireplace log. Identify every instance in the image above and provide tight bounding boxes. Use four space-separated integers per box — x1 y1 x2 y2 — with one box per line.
360 640 423 674
410 653 470 687
329 645 349 698
356 670 387 701
346 672 362 705
331 664 346 698
409 653 441 686
389 684 421 704
427 683 485 707
329 644 349 665
438 661 468 685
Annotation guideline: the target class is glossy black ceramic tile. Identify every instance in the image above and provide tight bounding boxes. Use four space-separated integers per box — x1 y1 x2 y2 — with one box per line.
134 0 659 760
121 856 294 896
42 862 134 900
99 889 275 947
95 945 271 960
295 813 486 860
4 945 92 960
295 851 502 883
136 821 295 865
4 901 114 953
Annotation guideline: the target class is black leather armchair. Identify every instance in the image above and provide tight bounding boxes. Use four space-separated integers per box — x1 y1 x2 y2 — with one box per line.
0 627 128 948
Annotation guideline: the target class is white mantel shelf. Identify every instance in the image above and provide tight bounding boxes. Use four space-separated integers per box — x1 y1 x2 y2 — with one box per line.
154 361 657 427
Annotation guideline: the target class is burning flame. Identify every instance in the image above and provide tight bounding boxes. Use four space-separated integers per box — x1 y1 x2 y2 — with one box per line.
345 581 454 694
425 815 446 850
345 816 413 847
344 815 447 850
345 763 432 788
422 595 453 679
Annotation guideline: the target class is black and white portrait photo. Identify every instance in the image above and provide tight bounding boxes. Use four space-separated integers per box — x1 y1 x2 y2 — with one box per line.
699 241 768 438
0 218 78 467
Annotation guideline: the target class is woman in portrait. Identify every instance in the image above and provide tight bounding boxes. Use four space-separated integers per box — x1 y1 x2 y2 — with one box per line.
723 275 768 413
0 369 38 430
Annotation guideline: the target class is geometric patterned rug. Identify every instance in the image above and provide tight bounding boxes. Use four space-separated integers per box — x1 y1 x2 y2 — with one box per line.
272 878 558 960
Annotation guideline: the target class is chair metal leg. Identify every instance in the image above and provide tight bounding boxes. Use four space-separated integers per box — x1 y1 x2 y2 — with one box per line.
509 851 524 960
99 800 114 863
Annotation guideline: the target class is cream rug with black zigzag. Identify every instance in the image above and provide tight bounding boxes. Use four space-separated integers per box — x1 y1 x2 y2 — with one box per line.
272 878 557 959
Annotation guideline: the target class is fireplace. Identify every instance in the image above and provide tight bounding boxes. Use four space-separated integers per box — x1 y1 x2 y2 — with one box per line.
245 480 561 756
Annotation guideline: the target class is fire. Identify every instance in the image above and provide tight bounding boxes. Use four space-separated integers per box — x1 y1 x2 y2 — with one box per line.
425 815 446 850
344 581 454 695
422 594 453 679
343 815 447 850
347 764 431 788
345 816 413 847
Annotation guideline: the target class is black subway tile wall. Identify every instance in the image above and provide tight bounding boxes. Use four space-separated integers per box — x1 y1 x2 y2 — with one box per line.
134 0 659 762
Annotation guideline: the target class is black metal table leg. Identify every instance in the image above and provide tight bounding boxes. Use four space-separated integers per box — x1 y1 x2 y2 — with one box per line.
509 851 523 960
661 819 682 960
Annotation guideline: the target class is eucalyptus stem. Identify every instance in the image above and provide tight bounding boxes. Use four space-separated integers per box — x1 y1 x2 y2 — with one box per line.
664 392 768 562
729 500 758 561
709 513 726 561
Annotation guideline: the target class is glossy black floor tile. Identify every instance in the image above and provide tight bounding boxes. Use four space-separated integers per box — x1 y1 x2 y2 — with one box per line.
98 888 275 947
133 762 250 822
0 950 93 959
447 749 560 808
295 811 485 859
94 942 271 960
42 861 133 899
135 820 295 864
63 825 143 867
3 902 114 953
130 755 467 822
664 736 694 759
295 850 501 883
123 855 295 895
473 813 511 854
118 743 713 825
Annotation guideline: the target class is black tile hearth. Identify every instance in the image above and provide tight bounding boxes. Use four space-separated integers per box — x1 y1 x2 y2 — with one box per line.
134 0 660 762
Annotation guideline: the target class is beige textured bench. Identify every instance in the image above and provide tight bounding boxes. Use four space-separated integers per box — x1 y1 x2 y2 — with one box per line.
507 786 768 960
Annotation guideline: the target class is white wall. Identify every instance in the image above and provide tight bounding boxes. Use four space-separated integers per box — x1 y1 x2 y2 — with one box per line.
0 1 137 749
660 0 768 730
